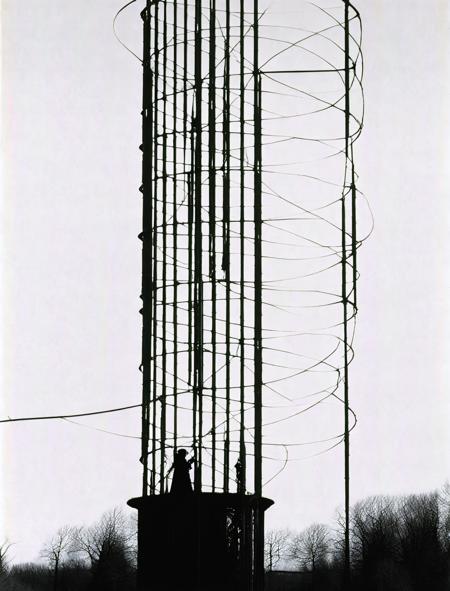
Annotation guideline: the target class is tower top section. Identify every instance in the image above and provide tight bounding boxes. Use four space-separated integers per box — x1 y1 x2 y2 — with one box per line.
139 0 264 498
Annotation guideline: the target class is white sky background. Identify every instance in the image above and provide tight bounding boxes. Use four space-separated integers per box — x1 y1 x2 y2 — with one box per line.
1 0 449 564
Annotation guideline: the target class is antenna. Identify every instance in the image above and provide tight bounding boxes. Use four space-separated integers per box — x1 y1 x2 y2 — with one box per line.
126 1 363 589
129 1 272 589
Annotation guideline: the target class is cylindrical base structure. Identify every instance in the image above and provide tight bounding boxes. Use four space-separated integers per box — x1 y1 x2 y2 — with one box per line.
128 493 273 591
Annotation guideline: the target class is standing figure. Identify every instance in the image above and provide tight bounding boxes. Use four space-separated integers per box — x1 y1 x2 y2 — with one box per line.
235 458 244 494
170 449 194 494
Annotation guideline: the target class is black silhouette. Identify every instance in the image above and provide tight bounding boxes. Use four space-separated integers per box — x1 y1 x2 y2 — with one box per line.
170 449 194 495
235 459 244 493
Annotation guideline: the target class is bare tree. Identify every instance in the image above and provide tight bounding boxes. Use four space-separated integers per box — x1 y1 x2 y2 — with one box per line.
40 525 74 591
345 493 450 590
348 494 403 590
351 496 400 564
71 507 135 591
289 523 330 572
0 541 12 585
399 492 447 591
264 529 291 571
439 482 450 552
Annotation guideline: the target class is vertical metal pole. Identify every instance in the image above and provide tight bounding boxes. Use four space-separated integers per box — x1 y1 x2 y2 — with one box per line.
194 0 203 491
343 0 351 586
183 0 188 163
208 0 217 492
160 0 168 495
151 0 160 495
222 0 231 494
173 0 179 456
188 109 195 467
141 4 153 497
186 0 193 392
189 124 195 466
253 0 262 500
254 2 265 584
239 0 247 493
182 1 189 439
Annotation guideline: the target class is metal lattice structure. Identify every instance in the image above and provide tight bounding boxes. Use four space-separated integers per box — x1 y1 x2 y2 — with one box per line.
139 0 264 498
127 0 364 588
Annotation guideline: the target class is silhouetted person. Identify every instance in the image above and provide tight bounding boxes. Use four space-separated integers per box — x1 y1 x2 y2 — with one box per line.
170 449 194 494
235 459 244 493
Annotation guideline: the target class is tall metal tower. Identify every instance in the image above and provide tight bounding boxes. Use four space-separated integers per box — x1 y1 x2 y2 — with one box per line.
126 0 363 589
128 1 272 589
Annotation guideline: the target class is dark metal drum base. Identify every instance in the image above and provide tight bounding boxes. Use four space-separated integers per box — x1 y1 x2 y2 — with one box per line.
128 493 273 591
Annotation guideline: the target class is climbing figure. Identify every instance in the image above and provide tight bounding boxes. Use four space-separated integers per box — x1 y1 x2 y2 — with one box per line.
170 449 194 494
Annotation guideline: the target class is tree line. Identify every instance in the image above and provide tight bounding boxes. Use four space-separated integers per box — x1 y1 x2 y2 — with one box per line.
1 508 137 591
265 484 450 590
1 484 449 590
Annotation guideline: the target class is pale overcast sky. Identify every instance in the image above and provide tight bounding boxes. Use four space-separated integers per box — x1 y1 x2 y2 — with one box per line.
1 0 449 564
